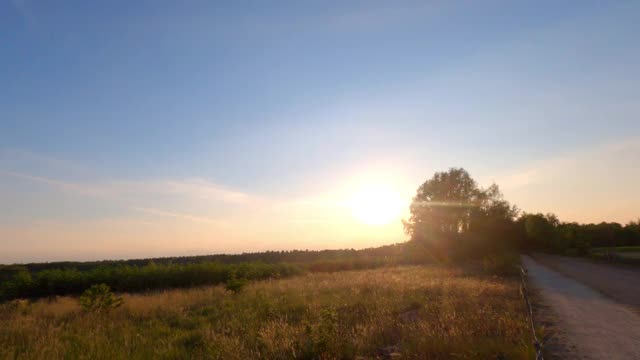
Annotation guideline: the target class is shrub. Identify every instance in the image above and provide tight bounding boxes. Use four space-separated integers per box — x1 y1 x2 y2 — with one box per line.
225 276 248 293
482 253 519 276
79 284 123 312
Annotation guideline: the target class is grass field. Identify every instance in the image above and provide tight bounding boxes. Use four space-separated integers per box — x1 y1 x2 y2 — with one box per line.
0 265 534 359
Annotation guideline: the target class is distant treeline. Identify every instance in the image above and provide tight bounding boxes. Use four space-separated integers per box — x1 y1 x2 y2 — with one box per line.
517 214 640 254
1 244 405 276
0 245 407 302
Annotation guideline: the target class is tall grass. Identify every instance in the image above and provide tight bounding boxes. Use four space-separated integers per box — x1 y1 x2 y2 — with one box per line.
0 265 534 359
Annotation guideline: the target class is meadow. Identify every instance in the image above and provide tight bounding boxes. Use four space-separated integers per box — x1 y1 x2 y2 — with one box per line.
0 265 534 359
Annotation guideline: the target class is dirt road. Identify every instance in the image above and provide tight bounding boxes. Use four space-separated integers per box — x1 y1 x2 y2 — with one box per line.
532 254 640 310
522 256 640 359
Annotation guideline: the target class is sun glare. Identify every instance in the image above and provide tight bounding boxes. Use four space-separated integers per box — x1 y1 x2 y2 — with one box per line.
349 184 405 226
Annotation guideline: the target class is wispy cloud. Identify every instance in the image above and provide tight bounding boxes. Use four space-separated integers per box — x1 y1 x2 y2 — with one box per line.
0 169 255 223
495 136 640 191
2 171 252 204
0 152 347 227
134 207 225 224
2 170 115 198
161 178 251 204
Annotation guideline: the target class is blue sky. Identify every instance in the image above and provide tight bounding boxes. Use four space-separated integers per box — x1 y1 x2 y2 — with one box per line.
1 1 639 263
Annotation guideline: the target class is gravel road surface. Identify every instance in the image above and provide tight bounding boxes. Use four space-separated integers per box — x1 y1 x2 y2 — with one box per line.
522 256 640 360
531 254 640 310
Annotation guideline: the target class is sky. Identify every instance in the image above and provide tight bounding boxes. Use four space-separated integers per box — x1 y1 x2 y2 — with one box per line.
1 0 639 264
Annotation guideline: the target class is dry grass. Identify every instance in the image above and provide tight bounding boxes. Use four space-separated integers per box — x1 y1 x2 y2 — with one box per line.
0 265 534 359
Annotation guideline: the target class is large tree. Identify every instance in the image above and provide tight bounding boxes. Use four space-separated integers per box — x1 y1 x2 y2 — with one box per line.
404 168 482 241
403 168 518 260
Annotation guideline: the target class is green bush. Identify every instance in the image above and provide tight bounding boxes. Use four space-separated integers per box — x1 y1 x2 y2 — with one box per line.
79 284 123 312
482 253 519 277
225 276 248 293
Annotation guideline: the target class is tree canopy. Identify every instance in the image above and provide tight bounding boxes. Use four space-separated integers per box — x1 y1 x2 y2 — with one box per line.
404 168 518 260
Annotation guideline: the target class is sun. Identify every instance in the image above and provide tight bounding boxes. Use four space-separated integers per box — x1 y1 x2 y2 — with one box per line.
348 183 405 226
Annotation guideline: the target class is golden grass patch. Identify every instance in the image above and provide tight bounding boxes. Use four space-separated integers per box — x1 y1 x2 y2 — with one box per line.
0 266 533 359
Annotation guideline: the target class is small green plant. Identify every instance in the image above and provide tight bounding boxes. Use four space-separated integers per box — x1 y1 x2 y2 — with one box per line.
79 284 123 312
225 276 248 293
